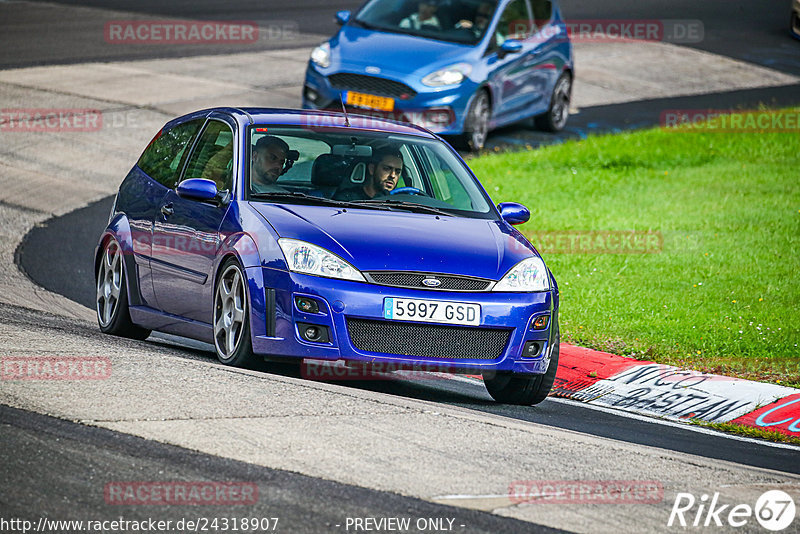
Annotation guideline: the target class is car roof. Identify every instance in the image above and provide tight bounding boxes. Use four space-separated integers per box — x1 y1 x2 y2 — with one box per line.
184 107 439 139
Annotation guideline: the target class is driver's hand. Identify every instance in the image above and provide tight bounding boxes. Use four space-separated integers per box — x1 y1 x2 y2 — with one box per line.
456 19 473 29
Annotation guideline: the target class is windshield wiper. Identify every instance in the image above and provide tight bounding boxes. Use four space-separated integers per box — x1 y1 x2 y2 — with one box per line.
353 199 455 217
250 191 397 211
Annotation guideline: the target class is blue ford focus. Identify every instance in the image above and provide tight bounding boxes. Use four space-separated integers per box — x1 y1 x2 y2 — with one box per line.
95 107 559 404
303 0 573 151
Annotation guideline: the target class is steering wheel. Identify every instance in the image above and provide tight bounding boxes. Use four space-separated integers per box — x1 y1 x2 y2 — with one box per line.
390 186 427 196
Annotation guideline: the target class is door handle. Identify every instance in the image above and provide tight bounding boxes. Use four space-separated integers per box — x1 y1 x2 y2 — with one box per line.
160 203 174 217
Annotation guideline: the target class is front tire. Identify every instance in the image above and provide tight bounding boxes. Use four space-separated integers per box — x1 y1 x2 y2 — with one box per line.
483 326 560 405
534 73 571 132
96 238 151 340
213 258 256 367
458 89 491 152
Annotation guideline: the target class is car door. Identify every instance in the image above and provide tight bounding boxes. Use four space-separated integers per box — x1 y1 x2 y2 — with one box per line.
127 117 205 308
485 0 549 119
150 117 235 322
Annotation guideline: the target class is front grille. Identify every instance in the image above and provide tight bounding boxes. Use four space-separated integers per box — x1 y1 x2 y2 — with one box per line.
329 73 418 99
346 318 511 360
364 272 493 292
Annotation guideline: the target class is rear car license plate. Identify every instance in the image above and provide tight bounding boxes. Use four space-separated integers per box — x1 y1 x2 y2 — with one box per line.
383 298 480 326
346 91 395 111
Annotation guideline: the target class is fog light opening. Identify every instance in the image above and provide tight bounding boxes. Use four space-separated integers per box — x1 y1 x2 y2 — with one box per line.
530 314 550 330
298 322 329 343
295 296 320 314
523 341 543 359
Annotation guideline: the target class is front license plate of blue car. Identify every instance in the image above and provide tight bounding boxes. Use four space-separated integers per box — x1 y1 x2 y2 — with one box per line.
383 298 480 326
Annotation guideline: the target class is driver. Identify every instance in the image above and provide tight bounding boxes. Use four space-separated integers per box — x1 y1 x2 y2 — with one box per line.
455 2 494 35
251 135 293 193
334 147 403 201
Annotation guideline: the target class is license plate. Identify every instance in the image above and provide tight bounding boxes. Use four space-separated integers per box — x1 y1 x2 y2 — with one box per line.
346 91 395 111
383 298 480 326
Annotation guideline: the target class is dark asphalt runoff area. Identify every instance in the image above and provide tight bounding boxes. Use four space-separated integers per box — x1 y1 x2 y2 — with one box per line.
0 403 561 534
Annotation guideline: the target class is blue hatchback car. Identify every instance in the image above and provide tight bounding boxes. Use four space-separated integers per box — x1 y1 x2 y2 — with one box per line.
95 107 560 404
302 0 573 150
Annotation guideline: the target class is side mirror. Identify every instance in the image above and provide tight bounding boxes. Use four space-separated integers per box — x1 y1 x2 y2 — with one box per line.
177 178 218 202
336 10 351 25
499 39 523 55
498 202 530 225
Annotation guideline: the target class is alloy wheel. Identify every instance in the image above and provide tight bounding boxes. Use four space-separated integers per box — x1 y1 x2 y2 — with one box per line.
96 240 122 327
214 264 247 359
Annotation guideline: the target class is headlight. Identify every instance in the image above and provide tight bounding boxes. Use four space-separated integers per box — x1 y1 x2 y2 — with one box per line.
278 238 365 282
493 257 550 292
310 42 331 68
421 63 472 87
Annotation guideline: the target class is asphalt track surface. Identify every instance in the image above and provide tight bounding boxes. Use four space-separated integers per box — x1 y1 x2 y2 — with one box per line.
0 404 560 533
16 196 800 476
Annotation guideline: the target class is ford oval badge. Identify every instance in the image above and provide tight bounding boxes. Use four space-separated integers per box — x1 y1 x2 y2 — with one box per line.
365 66 381 74
422 277 441 287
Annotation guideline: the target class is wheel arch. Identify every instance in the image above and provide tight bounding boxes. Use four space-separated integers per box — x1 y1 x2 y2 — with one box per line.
95 215 143 306
213 234 271 341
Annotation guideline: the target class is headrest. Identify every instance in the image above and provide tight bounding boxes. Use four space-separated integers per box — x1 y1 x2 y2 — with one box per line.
311 154 352 187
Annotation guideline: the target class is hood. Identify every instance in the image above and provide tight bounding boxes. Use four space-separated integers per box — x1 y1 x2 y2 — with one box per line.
250 203 536 280
330 25 474 81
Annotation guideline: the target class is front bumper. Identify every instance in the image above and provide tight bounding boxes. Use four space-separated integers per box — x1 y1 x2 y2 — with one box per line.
302 64 476 136
249 267 557 375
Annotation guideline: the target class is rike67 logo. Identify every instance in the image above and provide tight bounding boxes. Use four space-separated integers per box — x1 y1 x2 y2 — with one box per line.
668 490 796 531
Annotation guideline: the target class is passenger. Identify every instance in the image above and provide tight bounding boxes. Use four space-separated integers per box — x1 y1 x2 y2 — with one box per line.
251 135 292 193
399 0 442 30
201 142 233 190
334 148 404 201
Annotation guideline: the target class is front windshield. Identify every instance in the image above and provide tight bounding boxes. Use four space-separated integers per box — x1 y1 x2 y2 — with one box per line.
354 0 498 45
247 126 495 219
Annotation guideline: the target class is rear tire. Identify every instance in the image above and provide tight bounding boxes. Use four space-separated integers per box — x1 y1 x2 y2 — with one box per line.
213 258 256 367
483 325 560 405
534 73 571 133
96 237 151 340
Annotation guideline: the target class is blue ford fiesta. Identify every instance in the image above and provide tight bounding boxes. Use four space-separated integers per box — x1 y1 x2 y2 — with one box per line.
95 107 559 404
302 0 573 151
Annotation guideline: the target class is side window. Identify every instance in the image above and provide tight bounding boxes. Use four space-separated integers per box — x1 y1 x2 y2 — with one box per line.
494 0 533 48
183 120 234 192
137 119 204 188
530 0 552 28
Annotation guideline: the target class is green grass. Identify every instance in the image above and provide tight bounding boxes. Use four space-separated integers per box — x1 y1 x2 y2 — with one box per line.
469 108 800 386
689 421 800 446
